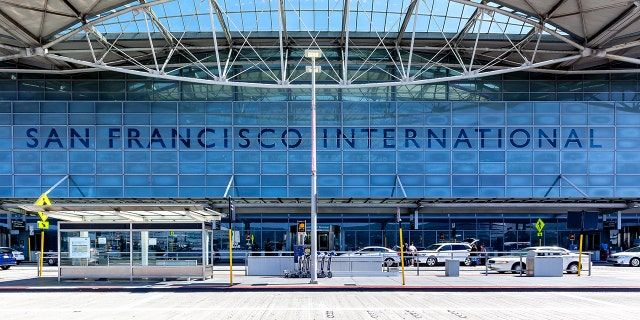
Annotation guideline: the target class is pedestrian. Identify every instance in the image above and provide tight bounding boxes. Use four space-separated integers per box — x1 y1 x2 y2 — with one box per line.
470 243 479 266
403 243 410 266
409 242 417 266
480 243 487 265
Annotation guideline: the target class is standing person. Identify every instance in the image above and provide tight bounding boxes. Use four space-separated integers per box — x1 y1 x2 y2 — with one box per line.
409 242 417 266
469 243 479 266
403 243 410 266
480 243 487 266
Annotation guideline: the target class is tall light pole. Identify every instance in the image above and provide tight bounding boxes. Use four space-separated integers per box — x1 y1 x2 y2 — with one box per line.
305 49 321 284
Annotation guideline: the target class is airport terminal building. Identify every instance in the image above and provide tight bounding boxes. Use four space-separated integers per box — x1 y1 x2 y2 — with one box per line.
1 0 640 258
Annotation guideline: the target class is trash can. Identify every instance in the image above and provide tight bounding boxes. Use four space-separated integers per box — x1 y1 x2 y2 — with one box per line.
445 259 459 277
526 250 563 277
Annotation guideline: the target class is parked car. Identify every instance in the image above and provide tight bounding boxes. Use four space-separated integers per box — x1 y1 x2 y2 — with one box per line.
416 243 472 266
0 247 17 270
0 247 24 264
345 246 401 267
487 246 589 274
607 246 640 267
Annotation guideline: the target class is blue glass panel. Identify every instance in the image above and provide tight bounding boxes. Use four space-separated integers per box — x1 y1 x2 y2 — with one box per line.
507 175 532 186
425 187 450 197
425 163 450 174
479 188 505 197
616 175 640 187
69 163 95 174
96 114 122 125
124 163 150 174
507 163 532 174
424 175 451 187
344 175 368 186
124 113 150 125
124 187 151 197
343 187 367 197
41 163 66 174
235 174 260 186
506 187 533 197
97 175 123 186
534 163 559 174
96 163 122 174
261 162 286 174
95 102 122 113
69 151 95 162
399 174 424 186
452 152 478 162
452 187 478 197
206 163 232 174
124 102 150 113
319 186 341 197
261 175 286 186
179 175 205 186
150 114 177 125
398 163 423 174
452 163 477 174
618 151 640 162
151 174 178 187
14 151 39 162
0 163 10 174
42 114 67 125
235 163 260 174
370 163 395 174
589 114 614 126
179 163 204 174
479 163 504 174
534 114 560 125
289 175 309 186
562 114 587 125
452 175 478 186
151 162 177 173
14 175 40 186
588 175 614 186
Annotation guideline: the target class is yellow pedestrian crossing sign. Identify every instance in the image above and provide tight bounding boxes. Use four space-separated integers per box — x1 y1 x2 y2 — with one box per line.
37 221 49 229
535 218 545 237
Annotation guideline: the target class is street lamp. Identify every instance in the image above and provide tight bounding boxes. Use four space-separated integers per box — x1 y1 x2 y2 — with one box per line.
305 49 321 284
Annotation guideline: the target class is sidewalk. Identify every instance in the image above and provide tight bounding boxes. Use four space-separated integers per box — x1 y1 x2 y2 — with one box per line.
1 263 639 292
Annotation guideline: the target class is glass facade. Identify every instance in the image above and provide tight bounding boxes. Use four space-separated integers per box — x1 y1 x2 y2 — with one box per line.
2 72 640 254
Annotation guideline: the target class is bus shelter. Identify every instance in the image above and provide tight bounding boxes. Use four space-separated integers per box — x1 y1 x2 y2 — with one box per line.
56 221 214 281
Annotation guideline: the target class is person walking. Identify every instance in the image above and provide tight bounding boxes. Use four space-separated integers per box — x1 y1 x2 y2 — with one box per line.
409 242 417 266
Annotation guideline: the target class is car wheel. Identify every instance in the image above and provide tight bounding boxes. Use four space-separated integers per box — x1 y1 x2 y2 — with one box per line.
567 262 579 274
383 258 396 267
630 257 640 267
511 262 525 273
47 258 56 266
1 266 9 270
426 256 437 267
463 257 472 266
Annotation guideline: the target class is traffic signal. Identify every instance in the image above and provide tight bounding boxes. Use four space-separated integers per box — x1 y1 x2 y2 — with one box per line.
297 221 306 232
570 233 575 240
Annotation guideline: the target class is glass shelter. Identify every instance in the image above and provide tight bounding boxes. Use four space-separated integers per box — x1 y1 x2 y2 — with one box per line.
56 221 214 281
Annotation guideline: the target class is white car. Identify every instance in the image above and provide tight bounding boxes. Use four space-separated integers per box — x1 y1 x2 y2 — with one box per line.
607 246 640 267
487 246 589 274
345 246 401 267
0 247 24 265
416 243 472 267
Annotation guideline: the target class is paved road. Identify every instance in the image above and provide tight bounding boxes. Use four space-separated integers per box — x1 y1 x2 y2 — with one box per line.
1 290 638 319
1 263 639 319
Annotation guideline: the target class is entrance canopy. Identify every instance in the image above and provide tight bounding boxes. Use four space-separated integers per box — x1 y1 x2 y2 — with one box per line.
2 197 637 223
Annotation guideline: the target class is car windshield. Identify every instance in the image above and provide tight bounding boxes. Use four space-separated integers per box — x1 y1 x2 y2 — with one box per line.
424 244 443 251
625 246 640 252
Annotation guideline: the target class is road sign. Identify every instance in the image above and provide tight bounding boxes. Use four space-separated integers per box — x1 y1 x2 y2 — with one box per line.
535 218 545 232
537 232 542 237
37 221 49 229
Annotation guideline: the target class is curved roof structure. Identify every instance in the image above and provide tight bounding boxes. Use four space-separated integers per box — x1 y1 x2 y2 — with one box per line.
2 0 640 88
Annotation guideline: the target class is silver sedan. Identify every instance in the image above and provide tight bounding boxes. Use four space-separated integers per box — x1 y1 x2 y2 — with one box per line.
607 246 640 267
